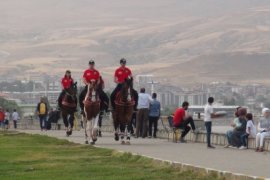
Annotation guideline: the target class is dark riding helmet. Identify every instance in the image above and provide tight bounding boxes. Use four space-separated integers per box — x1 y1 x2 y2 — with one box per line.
89 59 95 65
120 58 126 64
66 70 71 73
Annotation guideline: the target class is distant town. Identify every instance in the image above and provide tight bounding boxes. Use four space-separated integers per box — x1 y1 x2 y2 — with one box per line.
0 72 269 118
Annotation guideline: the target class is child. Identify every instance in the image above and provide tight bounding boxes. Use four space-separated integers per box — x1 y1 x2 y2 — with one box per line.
239 113 256 150
4 109 10 129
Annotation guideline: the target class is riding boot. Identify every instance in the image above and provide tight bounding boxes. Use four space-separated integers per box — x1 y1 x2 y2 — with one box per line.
79 86 87 114
110 84 122 110
58 90 65 109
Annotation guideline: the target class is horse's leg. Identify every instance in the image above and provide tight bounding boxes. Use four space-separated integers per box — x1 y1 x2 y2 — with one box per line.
120 123 125 145
82 116 89 144
113 113 119 141
91 114 99 144
69 112 75 136
62 112 69 136
86 120 92 144
126 123 131 145
98 111 103 137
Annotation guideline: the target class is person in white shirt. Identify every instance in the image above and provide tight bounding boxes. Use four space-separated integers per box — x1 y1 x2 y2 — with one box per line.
12 109 19 129
204 97 224 149
136 88 152 138
239 113 256 150
4 109 11 129
255 108 270 152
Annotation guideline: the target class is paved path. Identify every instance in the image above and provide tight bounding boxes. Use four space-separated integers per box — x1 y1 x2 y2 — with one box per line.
18 130 270 178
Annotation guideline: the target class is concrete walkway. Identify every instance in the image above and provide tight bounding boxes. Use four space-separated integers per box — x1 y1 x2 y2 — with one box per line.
18 129 270 178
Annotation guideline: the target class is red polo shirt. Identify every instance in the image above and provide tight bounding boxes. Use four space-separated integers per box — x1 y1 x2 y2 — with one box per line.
0 111 5 122
83 69 100 83
114 67 132 83
61 77 73 89
173 108 186 127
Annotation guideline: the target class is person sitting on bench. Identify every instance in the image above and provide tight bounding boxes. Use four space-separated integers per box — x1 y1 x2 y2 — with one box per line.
173 101 196 143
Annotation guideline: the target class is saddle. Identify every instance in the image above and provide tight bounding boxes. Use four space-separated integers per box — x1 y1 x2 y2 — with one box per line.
62 95 76 108
83 92 100 106
115 91 135 107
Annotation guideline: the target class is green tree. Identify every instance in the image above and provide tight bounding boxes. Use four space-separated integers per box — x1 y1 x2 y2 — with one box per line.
161 105 178 116
0 97 22 114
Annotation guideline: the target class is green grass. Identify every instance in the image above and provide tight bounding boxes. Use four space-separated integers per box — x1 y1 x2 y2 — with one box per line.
0 131 221 180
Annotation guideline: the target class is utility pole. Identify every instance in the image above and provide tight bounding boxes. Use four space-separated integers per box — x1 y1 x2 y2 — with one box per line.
147 80 159 94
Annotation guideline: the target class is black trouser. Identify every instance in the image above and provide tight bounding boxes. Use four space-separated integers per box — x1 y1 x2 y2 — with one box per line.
100 90 109 112
136 108 149 138
110 84 123 110
175 117 196 138
58 90 65 108
79 86 87 110
205 121 212 146
98 110 104 128
13 120 17 129
63 112 74 129
149 116 159 137
128 112 137 134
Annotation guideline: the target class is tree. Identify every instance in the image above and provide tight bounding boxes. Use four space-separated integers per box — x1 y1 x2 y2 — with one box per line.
0 97 21 114
161 105 178 116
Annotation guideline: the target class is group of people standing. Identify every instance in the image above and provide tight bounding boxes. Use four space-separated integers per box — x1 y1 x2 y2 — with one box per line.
135 90 161 138
0 107 20 129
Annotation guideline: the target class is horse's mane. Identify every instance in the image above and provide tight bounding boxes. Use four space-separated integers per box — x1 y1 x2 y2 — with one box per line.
119 77 134 103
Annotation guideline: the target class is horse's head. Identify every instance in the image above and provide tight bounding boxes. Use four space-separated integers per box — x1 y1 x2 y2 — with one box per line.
88 80 98 90
66 82 77 97
119 76 133 102
123 76 133 90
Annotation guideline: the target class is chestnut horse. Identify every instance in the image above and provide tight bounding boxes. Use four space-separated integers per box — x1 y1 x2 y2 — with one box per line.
83 80 100 145
112 77 135 145
61 82 77 136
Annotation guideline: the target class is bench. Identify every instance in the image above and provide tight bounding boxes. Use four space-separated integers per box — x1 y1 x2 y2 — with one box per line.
160 116 184 143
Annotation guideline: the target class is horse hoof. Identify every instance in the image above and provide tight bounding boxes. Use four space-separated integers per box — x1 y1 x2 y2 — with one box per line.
115 134 119 141
98 131 102 137
90 141 95 145
125 141 130 145
92 138 97 142
69 130 72 135
66 132 69 137
85 141 89 144
127 137 131 141
121 141 125 145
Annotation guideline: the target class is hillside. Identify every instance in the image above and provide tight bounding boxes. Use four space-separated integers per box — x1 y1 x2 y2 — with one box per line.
1 0 270 86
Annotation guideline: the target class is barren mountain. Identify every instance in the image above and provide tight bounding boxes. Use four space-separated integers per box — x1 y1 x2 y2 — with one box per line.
1 0 270 86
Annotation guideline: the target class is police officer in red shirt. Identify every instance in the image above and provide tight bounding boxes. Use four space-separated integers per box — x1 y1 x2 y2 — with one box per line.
58 70 74 109
79 60 101 113
110 58 132 110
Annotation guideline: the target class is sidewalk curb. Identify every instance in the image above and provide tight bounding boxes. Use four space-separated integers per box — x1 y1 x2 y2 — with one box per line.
93 146 267 180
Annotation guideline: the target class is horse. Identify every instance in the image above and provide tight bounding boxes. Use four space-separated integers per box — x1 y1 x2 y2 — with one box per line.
61 82 78 136
97 92 109 137
112 77 135 145
83 80 101 145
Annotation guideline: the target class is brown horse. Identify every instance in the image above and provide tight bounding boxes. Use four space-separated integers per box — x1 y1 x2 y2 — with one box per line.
83 80 100 145
61 82 77 136
112 77 135 145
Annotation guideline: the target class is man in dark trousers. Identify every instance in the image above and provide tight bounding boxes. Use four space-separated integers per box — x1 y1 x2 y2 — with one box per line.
148 93 160 138
173 101 196 143
36 97 48 131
